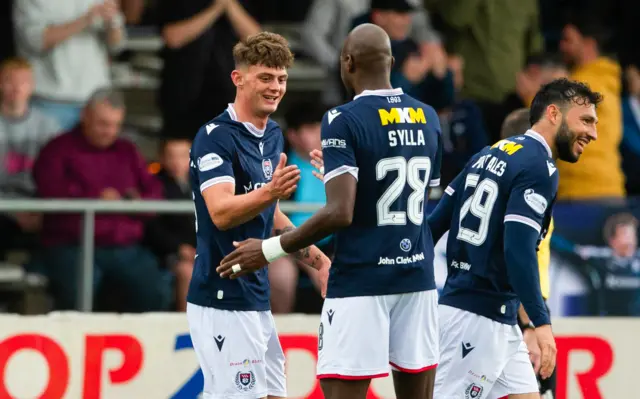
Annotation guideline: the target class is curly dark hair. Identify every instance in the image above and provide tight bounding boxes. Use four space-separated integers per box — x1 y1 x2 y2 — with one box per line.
232 32 294 69
529 78 603 126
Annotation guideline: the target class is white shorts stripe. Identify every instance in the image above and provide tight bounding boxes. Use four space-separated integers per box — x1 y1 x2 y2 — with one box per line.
429 178 441 187
324 165 359 184
201 176 235 193
444 186 455 196
504 214 541 233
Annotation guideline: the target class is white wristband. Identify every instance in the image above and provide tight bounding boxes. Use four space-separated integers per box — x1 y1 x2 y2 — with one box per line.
262 236 287 263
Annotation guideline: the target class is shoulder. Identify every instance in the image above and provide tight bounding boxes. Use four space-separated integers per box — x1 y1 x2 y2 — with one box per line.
40 130 73 151
193 119 238 147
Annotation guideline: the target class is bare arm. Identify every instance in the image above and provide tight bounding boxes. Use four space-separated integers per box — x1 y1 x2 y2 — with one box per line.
203 182 277 231
42 13 93 51
224 0 261 40
518 304 532 325
202 154 300 231
273 205 331 271
279 174 356 254
105 16 125 49
162 1 226 49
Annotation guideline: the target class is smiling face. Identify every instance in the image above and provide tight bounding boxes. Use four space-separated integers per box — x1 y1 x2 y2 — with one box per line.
233 64 288 118
554 101 598 163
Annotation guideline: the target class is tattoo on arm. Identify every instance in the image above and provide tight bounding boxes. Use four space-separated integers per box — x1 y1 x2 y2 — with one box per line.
274 225 315 264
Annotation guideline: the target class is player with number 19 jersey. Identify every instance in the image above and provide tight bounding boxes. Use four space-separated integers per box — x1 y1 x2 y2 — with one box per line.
317 88 442 380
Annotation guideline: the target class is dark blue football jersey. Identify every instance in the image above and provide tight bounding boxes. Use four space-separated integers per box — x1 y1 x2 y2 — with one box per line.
439 130 558 324
187 104 284 311
321 88 442 298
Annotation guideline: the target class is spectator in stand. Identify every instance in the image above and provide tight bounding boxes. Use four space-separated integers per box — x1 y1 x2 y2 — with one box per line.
32 88 171 312
437 54 488 187
268 102 328 314
0 57 61 260
559 14 625 199
158 0 261 138
13 0 126 131
355 0 454 111
484 53 568 142
622 65 640 196
144 138 195 312
425 0 543 132
302 0 441 105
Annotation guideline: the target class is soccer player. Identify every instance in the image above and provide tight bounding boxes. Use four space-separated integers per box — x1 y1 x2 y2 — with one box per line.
218 23 442 399
428 78 601 399
501 107 557 398
187 32 331 399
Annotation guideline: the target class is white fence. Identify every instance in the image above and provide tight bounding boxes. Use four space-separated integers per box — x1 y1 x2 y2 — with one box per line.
0 199 323 312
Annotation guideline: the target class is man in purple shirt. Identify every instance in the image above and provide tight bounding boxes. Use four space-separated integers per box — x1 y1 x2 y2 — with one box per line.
32 88 172 312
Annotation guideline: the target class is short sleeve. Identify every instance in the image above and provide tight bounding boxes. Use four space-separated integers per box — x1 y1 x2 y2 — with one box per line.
193 126 236 194
504 165 556 235
321 110 358 184
430 131 443 187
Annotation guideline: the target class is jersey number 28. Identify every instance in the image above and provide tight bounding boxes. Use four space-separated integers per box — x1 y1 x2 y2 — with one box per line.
376 156 432 226
457 173 499 246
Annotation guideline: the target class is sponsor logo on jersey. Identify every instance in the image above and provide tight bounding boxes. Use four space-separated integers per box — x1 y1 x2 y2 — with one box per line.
378 107 426 125
400 238 412 252
321 138 347 149
524 188 548 215
197 153 223 172
243 181 267 194
262 159 273 180
491 139 523 155
465 382 483 398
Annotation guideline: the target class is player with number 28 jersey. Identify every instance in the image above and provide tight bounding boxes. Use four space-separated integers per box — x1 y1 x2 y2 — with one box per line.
317 87 442 379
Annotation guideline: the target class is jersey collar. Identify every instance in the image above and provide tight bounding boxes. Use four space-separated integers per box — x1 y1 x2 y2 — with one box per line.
353 88 404 100
525 129 553 158
226 103 266 138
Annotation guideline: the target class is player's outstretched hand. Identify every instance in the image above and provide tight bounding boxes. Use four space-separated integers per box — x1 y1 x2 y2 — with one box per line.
535 324 557 380
523 328 541 374
309 149 324 181
268 153 300 199
217 239 267 279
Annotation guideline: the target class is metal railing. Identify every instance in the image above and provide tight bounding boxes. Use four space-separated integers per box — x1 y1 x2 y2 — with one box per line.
0 199 323 312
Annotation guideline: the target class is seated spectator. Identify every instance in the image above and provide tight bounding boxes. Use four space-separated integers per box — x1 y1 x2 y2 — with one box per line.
353 0 454 111
144 138 195 312
31 88 171 312
0 57 61 260
13 0 126 131
622 65 640 196
268 102 328 314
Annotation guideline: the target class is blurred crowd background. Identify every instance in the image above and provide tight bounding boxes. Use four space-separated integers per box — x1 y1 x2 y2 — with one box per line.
1 0 640 317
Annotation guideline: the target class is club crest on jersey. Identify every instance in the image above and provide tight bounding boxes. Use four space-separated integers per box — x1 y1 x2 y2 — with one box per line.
262 159 273 180
465 383 483 398
400 238 412 252
235 371 256 392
